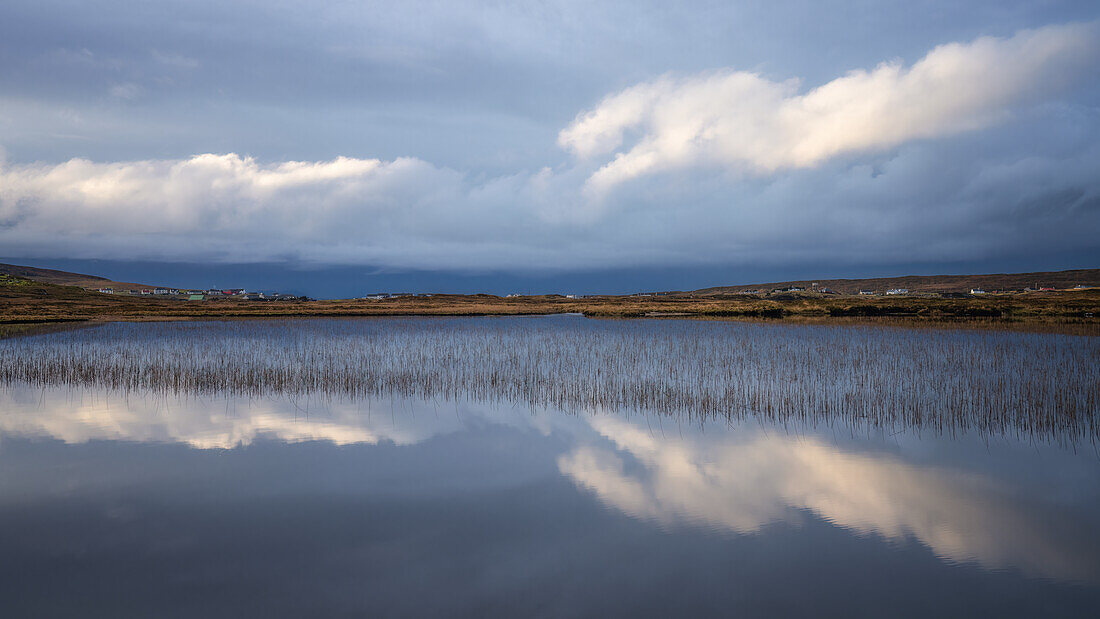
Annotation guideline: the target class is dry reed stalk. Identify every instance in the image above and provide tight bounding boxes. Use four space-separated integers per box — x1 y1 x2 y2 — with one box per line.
0 317 1096 442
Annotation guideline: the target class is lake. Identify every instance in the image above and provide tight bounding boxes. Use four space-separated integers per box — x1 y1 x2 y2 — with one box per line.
0 317 1097 617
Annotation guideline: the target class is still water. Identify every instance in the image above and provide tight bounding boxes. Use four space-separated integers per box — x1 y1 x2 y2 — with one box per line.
0 318 1097 617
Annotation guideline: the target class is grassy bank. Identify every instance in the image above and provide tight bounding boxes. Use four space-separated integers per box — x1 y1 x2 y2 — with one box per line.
2 273 1098 332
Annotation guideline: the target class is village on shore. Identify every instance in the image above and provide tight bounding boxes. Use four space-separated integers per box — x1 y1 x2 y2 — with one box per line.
87 287 310 302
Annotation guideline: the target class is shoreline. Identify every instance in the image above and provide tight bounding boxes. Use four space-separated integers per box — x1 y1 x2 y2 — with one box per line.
3 274 1098 335
4 311 1098 339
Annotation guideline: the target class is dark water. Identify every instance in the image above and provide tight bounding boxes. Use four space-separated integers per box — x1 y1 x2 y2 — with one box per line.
0 318 1098 617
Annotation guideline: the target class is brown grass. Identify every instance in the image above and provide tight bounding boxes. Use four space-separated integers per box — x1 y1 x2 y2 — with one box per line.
1 272 1098 333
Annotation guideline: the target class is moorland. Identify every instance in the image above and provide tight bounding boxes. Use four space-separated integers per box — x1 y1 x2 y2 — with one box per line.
1 263 1097 334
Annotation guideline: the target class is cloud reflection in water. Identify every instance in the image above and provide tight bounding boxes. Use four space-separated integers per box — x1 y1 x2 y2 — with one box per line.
0 386 1096 585
559 415 1100 584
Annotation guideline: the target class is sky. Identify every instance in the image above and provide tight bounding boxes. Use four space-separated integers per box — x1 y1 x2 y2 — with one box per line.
1 1 1098 296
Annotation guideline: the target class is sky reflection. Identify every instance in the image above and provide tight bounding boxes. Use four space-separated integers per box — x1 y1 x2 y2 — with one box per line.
1 385 1097 590
560 415 1100 583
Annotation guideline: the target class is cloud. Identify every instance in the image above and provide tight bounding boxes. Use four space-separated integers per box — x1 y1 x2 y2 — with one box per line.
0 152 495 266
0 23 1098 272
2 133 1098 271
150 50 199 69
108 82 144 100
0 151 608 269
560 22 1099 192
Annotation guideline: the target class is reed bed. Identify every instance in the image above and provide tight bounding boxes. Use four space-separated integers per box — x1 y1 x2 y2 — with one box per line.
0 316 1097 441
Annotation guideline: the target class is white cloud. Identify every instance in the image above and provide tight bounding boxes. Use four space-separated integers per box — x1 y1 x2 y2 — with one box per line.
2 137 1098 271
560 22 1099 192
0 152 491 265
0 23 1098 271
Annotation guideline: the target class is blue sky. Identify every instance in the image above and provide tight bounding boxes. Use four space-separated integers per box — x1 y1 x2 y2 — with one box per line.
1 1 1098 295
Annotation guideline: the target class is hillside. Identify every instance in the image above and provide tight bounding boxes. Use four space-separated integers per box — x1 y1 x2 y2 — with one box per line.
0 271 188 324
0 262 158 291
0 262 1096 332
693 269 1100 295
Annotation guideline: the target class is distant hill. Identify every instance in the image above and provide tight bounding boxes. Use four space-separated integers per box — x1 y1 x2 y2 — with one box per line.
693 269 1100 295
0 262 159 291
4 260 1097 299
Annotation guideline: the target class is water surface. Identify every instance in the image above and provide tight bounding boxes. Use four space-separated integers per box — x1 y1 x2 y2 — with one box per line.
0 317 1097 617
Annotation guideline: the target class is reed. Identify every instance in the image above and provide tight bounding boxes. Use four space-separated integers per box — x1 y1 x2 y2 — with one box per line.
0 317 1096 441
